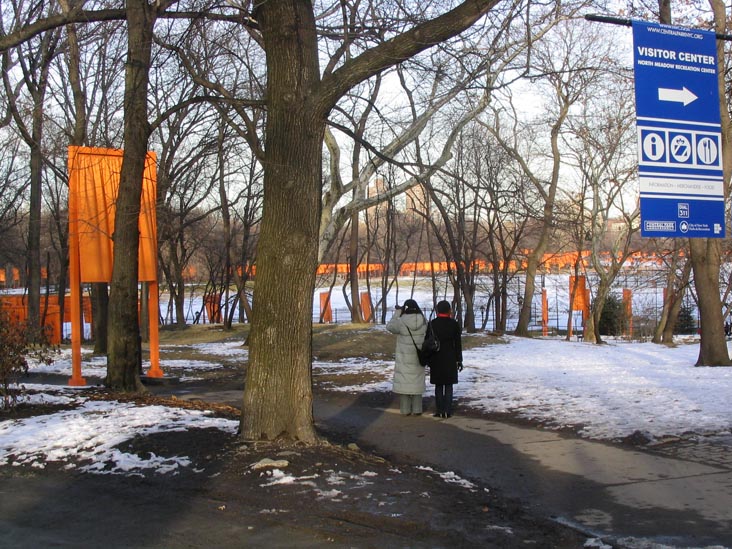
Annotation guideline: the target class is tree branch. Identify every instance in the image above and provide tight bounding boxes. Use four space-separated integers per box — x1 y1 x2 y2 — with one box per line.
317 0 499 113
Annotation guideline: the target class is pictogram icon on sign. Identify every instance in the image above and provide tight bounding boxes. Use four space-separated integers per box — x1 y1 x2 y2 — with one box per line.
697 137 718 165
642 132 665 161
669 134 691 163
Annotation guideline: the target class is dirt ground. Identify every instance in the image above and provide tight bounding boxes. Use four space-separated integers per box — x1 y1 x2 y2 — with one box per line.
1 324 590 548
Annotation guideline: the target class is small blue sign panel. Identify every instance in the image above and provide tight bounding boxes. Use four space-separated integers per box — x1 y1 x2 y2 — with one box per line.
632 21 724 238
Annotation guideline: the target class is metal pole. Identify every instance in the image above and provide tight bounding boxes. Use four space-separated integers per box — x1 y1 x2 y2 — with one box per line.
584 13 732 41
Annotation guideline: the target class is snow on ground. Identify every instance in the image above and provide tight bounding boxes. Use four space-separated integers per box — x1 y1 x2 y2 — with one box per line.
456 337 732 441
189 341 248 357
0 391 238 475
313 335 732 442
30 346 238 382
3 335 732 480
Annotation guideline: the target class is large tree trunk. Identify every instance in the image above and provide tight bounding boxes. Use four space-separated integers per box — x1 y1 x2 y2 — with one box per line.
515 120 565 336
687 0 732 366
106 0 156 391
585 279 611 344
241 0 499 440
27 131 43 331
515 254 540 336
689 239 730 365
26 37 56 331
241 1 322 442
92 283 109 353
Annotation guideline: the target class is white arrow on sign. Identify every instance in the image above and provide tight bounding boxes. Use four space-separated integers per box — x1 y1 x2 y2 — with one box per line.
658 86 698 106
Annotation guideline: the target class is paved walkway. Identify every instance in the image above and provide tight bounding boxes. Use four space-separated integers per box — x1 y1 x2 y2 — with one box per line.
309 392 732 548
160 385 732 548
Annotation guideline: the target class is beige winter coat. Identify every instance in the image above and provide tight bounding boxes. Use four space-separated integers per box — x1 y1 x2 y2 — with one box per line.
386 310 427 395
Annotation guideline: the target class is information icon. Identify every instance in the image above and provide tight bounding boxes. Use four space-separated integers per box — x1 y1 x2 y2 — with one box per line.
642 132 665 161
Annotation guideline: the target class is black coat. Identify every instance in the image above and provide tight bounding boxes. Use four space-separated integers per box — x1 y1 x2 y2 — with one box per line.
427 316 463 385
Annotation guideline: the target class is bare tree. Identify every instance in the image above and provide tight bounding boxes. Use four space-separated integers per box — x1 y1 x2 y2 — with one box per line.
0 134 27 270
564 73 639 343
481 18 612 337
0 0 606 439
1 0 61 331
105 0 162 391
652 244 692 344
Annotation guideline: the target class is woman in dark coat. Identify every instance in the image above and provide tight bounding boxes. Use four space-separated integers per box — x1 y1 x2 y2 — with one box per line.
428 300 463 418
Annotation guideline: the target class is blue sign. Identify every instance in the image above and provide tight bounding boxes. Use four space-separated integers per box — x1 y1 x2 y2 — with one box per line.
633 21 724 238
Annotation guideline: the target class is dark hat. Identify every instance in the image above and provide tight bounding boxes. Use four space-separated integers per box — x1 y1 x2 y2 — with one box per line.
436 300 451 314
402 299 422 314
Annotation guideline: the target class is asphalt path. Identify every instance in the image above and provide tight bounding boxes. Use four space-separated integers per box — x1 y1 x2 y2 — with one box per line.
7 372 731 547
311 391 732 548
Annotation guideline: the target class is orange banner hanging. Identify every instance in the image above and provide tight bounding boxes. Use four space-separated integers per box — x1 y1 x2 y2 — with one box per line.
68 147 157 282
360 291 372 322
623 288 633 338
319 291 333 323
68 146 162 384
569 276 590 321
541 288 548 336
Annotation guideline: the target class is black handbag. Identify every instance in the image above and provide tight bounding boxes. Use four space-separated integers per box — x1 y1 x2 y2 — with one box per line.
421 320 440 356
407 320 439 367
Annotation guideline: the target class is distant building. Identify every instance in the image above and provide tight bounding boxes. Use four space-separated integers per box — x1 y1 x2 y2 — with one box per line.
405 183 427 216
365 176 386 220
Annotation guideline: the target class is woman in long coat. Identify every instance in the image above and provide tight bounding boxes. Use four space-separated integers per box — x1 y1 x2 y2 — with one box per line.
386 299 427 415
428 300 463 418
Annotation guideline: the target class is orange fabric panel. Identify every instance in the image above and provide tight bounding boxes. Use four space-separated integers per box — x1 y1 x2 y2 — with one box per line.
69 147 118 281
360 291 372 322
570 276 590 319
623 288 633 337
204 294 222 323
541 288 549 337
68 146 157 283
2 305 27 324
138 154 158 282
0 300 60 345
82 295 93 324
541 289 549 323
319 291 332 323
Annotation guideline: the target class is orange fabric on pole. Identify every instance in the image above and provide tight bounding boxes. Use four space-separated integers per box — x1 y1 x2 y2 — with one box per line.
541 288 548 337
68 146 158 282
623 288 633 338
204 294 222 323
570 276 587 309
69 147 117 281
145 281 163 378
360 291 372 322
67 146 161 384
138 155 158 282
570 275 590 325
319 291 333 323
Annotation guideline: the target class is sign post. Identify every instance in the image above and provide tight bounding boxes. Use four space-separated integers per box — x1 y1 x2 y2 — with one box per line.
632 21 724 238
